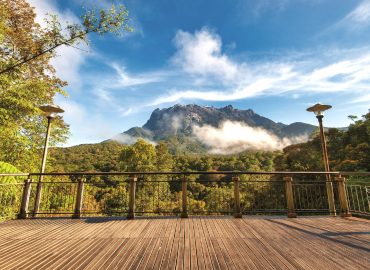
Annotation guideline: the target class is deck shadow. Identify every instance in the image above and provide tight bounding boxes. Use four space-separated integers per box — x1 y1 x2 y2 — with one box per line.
267 218 370 253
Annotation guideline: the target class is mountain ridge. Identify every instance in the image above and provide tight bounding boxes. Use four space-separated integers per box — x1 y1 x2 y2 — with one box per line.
122 104 316 141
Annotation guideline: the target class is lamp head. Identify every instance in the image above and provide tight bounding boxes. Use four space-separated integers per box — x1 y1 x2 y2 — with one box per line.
39 105 64 118
306 103 332 116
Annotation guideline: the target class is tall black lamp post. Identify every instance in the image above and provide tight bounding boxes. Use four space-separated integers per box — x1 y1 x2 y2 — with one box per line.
33 105 64 216
306 103 336 215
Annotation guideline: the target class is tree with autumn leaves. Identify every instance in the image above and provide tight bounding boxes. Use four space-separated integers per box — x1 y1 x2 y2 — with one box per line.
0 0 132 171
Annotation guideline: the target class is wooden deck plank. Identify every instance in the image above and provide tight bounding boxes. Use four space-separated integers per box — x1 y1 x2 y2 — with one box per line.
218 218 259 270
241 218 300 270
150 218 176 269
231 219 278 270
140 219 170 269
271 217 370 269
0 216 369 270
255 217 366 270
201 217 222 270
160 218 180 269
112 219 154 269
126 219 164 269
217 218 252 270
189 218 199 270
209 217 237 270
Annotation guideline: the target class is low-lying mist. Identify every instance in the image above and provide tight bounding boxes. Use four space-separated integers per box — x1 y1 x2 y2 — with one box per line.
192 121 308 154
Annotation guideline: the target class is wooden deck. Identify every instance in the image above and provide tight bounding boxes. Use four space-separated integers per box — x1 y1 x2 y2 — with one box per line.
0 216 369 269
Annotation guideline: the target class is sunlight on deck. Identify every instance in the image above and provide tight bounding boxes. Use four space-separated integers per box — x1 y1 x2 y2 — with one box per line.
0 216 369 269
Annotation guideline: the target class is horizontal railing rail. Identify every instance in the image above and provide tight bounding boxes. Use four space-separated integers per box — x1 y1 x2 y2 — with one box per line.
1 171 359 177
0 171 368 221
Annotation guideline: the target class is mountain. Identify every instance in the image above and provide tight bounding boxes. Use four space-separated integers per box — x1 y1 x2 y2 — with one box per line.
120 104 316 140
112 104 317 154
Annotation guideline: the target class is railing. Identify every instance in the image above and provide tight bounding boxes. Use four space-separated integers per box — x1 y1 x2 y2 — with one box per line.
343 173 370 217
0 172 369 221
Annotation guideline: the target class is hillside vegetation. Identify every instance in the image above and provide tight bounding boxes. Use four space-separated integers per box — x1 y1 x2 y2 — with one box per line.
47 111 370 174
275 111 370 172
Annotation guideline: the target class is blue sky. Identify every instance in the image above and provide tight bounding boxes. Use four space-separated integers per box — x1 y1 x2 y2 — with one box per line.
29 0 370 146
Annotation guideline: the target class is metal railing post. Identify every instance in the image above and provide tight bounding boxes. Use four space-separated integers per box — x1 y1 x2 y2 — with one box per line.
33 182 43 217
326 179 336 216
336 176 351 217
18 178 32 219
127 177 137 219
233 176 242 218
284 177 297 218
72 178 85 219
181 177 188 218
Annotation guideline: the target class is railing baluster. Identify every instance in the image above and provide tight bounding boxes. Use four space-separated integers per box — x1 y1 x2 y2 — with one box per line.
33 182 43 217
127 177 137 219
326 179 336 216
284 177 297 218
355 185 360 212
18 178 32 219
360 186 367 213
72 178 85 219
347 186 353 211
366 187 370 212
336 176 351 217
233 176 242 218
181 177 188 218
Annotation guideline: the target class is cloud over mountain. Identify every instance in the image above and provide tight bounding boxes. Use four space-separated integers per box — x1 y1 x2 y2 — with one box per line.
192 121 307 154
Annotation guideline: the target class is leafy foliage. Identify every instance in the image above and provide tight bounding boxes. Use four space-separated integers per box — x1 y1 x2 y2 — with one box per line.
48 141 126 172
0 161 22 183
0 0 132 172
120 139 157 172
0 162 23 221
275 111 370 173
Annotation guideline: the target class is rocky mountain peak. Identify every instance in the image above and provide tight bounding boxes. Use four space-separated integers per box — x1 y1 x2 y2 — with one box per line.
123 104 317 143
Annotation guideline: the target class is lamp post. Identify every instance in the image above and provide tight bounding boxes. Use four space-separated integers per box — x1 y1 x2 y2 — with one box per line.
33 105 64 216
306 103 336 216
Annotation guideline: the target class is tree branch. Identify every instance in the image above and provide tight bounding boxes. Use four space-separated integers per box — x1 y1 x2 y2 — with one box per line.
0 30 89 75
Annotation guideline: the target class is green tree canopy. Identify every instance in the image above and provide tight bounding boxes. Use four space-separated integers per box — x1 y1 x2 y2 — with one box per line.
155 141 173 171
275 110 370 172
0 0 132 171
119 139 157 172
0 162 22 183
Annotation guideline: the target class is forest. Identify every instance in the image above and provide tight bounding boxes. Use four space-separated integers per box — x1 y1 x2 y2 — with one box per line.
46 110 370 174
1 111 363 218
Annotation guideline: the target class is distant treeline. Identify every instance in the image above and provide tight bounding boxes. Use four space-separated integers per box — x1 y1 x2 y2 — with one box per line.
46 111 370 175
1 111 369 176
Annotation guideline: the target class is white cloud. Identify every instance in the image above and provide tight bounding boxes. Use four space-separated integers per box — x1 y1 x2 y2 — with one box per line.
172 28 239 81
192 121 307 154
243 0 289 18
326 0 370 32
55 96 119 145
350 93 370 103
56 97 86 125
342 1 370 25
98 28 370 117
111 133 137 144
235 0 323 22
148 28 370 107
111 63 162 87
111 133 156 145
28 0 78 28
52 45 86 90
92 62 165 116
27 0 87 89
